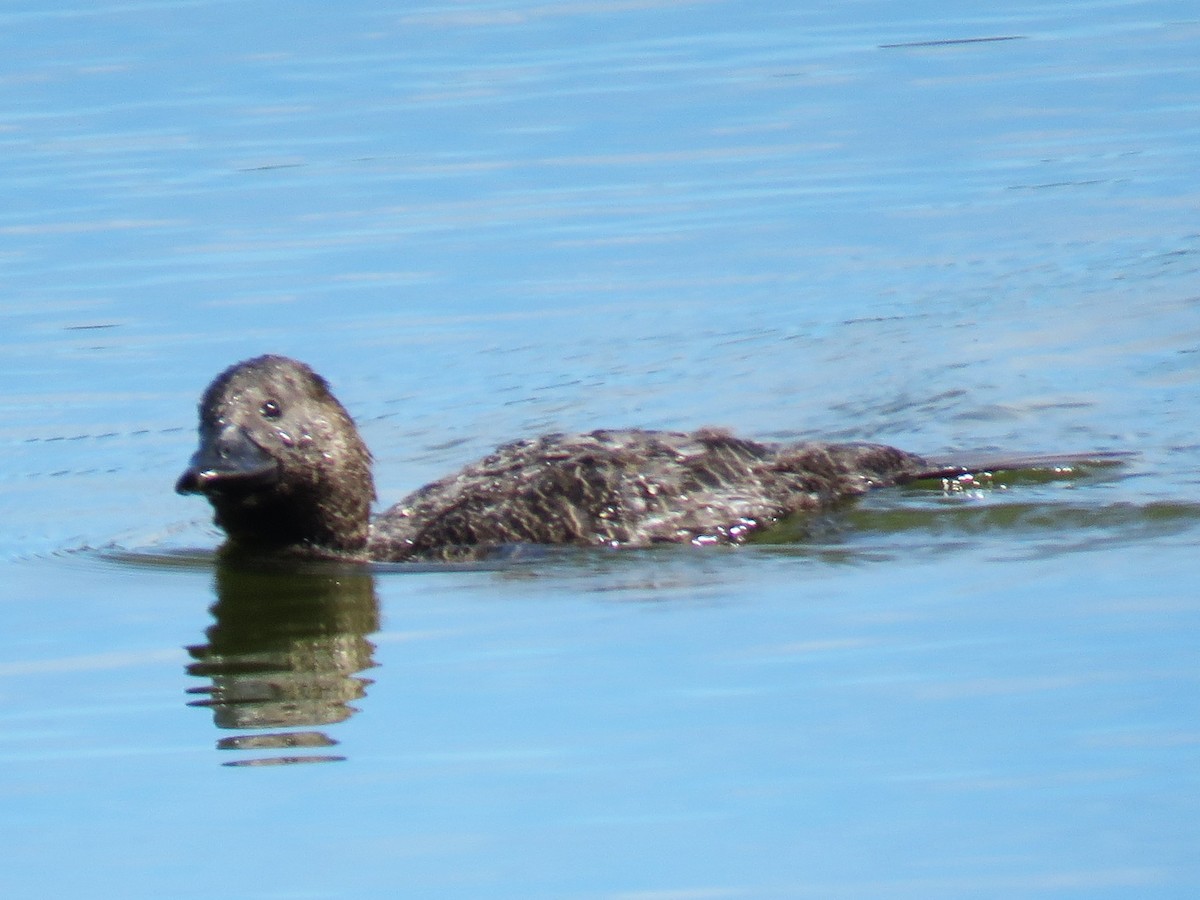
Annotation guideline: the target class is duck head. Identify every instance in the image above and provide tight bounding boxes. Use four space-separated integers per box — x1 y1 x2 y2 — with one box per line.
176 355 375 556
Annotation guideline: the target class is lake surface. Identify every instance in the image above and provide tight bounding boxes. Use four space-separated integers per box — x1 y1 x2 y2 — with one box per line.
2 1 1199 896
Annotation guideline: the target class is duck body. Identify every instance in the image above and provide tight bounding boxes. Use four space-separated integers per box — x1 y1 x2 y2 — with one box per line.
173 355 1004 562
371 428 925 559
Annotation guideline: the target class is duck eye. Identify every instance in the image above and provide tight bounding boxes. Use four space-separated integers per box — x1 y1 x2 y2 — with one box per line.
260 399 283 420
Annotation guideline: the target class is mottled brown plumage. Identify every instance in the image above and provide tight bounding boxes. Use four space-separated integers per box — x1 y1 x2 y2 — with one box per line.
371 429 924 559
176 355 1110 562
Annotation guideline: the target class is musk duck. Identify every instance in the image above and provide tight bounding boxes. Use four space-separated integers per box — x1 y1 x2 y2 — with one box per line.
176 355 1105 561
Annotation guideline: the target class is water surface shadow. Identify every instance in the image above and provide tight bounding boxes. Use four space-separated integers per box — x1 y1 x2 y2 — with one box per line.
185 557 380 767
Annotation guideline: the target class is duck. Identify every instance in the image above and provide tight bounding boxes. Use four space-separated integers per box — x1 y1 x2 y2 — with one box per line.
175 354 1102 561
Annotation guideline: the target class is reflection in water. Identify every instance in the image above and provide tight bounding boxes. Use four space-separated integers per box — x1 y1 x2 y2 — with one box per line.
186 557 379 767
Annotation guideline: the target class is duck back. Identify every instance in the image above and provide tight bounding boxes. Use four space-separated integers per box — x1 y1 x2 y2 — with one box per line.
368 429 926 560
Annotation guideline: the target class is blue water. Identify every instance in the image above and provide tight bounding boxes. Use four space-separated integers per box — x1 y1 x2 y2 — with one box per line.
2 1 1199 896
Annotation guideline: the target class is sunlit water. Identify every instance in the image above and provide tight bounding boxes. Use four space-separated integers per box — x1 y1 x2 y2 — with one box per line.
1 1 1199 896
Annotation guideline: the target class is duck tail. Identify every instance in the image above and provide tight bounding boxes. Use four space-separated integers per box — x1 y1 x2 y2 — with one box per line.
902 450 1135 482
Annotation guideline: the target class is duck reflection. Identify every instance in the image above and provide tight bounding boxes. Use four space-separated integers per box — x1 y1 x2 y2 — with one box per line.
186 555 379 766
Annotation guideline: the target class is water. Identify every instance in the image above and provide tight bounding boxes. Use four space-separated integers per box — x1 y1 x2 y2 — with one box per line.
2 1 1199 896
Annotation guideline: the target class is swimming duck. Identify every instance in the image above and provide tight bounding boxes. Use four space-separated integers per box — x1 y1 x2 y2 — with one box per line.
175 354 1084 561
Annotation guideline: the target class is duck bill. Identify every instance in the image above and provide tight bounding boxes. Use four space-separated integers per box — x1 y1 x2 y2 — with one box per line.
176 424 279 495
